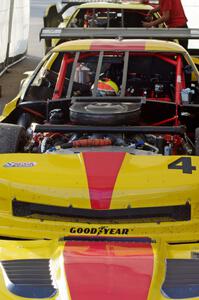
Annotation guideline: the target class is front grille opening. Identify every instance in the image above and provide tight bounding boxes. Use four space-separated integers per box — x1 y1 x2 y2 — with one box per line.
12 199 191 224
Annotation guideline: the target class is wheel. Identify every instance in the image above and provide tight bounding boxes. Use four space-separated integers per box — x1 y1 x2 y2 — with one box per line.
0 123 26 153
195 128 199 156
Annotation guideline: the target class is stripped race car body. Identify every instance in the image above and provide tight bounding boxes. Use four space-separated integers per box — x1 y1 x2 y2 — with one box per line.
0 152 199 299
1 30 199 299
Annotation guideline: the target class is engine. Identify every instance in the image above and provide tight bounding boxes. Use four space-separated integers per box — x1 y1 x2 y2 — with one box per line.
27 127 192 156
23 99 193 156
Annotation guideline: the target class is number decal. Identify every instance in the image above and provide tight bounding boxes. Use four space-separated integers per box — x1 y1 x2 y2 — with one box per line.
168 157 196 174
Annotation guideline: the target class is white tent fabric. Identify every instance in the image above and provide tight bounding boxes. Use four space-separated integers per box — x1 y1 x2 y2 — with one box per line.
0 2 10 69
0 0 30 74
9 0 30 58
182 0 199 49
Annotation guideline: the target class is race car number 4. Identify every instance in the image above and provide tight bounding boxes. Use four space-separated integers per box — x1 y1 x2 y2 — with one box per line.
168 157 196 174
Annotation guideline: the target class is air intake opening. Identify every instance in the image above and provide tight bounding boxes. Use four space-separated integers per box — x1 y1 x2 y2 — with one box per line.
12 199 191 224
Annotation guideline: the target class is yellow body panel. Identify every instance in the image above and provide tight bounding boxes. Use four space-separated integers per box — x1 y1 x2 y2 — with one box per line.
0 153 198 243
0 96 19 122
145 39 186 52
72 2 153 10
192 56 199 66
53 38 186 53
0 239 198 299
111 155 199 209
54 39 92 52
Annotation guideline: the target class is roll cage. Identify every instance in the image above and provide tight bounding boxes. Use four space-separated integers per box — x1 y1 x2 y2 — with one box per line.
24 48 199 128
56 51 194 127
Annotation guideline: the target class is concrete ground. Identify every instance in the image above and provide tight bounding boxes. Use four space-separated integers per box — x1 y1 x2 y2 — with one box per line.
0 56 39 113
0 0 59 113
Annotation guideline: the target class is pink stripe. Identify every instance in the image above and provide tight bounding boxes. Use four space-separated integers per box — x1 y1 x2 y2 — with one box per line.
90 40 145 51
83 152 125 209
64 241 154 300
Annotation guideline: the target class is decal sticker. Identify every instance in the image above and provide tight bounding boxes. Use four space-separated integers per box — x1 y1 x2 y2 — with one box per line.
3 162 37 168
177 75 182 83
64 241 154 300
168 157 196 174
70 226 129 235
83 152 125 209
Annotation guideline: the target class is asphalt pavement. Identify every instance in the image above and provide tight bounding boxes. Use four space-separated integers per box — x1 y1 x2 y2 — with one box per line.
0 0 59 113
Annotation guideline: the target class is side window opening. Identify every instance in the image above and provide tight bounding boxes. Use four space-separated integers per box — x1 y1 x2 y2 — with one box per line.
24 53 64 101
24 51 188 110
53 51 177 101
74 8 150 28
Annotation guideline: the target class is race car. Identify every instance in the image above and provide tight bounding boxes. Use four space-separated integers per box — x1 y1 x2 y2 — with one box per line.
44 0 162 51
1 31 199 299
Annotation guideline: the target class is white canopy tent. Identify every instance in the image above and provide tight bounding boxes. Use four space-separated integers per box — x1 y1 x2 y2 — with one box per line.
0 0 30 75
182 0 199 49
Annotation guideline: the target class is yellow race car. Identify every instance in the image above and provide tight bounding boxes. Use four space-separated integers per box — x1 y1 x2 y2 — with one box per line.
44 0 162 51
1 30 199 299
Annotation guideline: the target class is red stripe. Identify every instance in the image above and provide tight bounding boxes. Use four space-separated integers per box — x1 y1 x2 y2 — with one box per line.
90 40 145 51
64 241 154 300
83 152 125 209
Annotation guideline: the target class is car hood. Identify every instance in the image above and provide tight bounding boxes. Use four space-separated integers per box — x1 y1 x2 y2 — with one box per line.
0 237 199 300
0 152 199 240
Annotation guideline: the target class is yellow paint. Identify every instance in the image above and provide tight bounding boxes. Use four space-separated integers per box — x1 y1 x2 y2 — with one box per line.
0 153 91 210
0 96 19 122
53 39 92 52
74 2 153 10
111 155 199 209
53 38 186 53
192 56 199 66
145 39 185 52
0 154 198 243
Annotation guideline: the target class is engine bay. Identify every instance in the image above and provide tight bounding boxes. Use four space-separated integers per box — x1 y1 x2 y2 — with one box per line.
18 96 193 156
8 49 199 156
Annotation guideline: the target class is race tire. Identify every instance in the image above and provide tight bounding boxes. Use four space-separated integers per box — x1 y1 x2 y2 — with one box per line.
0 123 26 153
195 127 199 156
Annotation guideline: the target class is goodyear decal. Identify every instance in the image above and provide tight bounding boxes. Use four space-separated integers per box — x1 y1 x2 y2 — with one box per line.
70 226 129 235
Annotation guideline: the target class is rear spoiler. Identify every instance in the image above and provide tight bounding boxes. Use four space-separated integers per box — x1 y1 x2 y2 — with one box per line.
40 27 199 40
61 0 127 3
61 0 159 3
